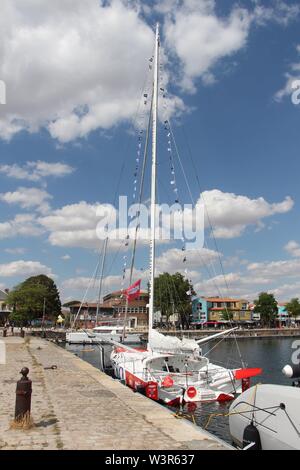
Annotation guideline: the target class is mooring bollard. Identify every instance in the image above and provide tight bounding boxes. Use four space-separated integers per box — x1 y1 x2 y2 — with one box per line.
15 367 32 422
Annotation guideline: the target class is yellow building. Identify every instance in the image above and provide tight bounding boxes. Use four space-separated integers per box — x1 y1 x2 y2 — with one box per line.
206 297 252 323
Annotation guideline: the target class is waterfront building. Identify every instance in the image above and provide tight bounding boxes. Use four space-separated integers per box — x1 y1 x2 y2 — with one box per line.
0 289 11 325
191 296 252 326
63 290 149 328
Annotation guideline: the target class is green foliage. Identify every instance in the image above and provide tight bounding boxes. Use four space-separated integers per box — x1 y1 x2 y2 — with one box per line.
22 275 61 317
154 272 193 327
221 309 234 321
285 298 300 319
8 283 48 326
254 292 278 327
7 275 61 326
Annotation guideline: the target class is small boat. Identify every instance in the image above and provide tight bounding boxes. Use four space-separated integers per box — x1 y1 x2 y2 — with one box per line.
66 325 141 345
229 364 300 450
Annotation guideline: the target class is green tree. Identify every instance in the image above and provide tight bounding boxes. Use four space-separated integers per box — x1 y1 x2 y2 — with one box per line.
221 309 234 321
22 275 61 318
154 272 193 328
285 298 300 322
8 283 48 326
254 292 278 327
7 275 61 326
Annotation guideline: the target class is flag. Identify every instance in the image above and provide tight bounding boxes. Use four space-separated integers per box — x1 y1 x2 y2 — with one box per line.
126 279 141 302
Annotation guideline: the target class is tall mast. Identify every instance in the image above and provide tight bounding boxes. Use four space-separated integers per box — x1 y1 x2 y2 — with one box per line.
148 23 160 343
96 236 108 325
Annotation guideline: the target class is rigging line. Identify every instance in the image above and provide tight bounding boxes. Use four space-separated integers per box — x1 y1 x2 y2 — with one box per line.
71 255 102 329
181 124 231 293
121 90 153 340
169 121 245 366
282 408 300 439
128 89 153 285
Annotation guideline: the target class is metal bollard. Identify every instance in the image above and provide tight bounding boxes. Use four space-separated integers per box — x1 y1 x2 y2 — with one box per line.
15 367 32 422
20 329 25 338
3 328 7 338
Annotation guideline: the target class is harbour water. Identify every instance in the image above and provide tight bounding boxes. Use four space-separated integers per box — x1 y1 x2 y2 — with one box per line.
65 336 300 445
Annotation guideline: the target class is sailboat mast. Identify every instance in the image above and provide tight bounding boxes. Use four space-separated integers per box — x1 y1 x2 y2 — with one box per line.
96 236 108 325
148 23 160 340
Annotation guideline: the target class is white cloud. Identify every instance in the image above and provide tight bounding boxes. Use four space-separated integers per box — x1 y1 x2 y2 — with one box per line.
0 161 74 182
201 190 293 238
0 187 52 213
0 0 297 142
61 254 71 261
247 259 300 279
0 214 43 239
275 44 300 101
156 247 219 274
5 247 26 255
164 1 251 92
253 1 300 27
0 0 184 142
284 240 300 258
0 260 53 277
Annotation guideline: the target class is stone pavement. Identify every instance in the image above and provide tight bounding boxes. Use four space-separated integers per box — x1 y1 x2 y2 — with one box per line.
0 337 231 450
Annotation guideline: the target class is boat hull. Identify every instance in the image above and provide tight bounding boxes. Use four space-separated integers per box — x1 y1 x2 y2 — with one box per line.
229 384 300 450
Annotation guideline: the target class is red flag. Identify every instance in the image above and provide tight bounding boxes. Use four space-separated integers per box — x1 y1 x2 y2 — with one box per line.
126 279 141 302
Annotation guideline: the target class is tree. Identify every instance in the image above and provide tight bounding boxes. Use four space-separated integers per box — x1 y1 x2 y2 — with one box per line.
221 309 234 321
7 275 61 326
285 298 300 322
22 275 61 318
254 292 278 327
154 272 194 328
8 283 48 326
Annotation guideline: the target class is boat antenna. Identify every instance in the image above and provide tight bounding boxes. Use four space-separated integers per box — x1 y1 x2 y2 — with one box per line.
148 23 160 349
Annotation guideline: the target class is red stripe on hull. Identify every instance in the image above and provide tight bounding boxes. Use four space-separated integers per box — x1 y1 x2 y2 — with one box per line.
125 370 147 390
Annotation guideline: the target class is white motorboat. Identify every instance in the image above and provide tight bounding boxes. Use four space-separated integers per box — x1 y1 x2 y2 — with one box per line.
229 364 300 450
66 325 141 345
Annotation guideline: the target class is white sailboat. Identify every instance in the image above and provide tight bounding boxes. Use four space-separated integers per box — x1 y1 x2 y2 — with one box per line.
110 24 261 406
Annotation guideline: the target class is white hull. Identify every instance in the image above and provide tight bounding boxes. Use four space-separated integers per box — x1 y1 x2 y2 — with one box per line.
66 331 141 345
111 347 242 405
229 384 300 450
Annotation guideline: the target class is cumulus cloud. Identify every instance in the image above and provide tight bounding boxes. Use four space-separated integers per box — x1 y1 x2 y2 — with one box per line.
0 0 298 142
284 240 300 258
156 247 219 274
247 259 300 279
61 254 71 261
163 0 251 92
0 161 74 182
0 260 53 277
0 0 185 142
0 187 52 213
0 214 44 239
275 44 300 101
201 190 293 238
160 0 300 92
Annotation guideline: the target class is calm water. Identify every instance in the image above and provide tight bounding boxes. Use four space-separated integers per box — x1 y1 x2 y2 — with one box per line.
65 337 300 444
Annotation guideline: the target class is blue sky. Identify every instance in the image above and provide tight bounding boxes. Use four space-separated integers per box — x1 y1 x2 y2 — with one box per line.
0 0 300 303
